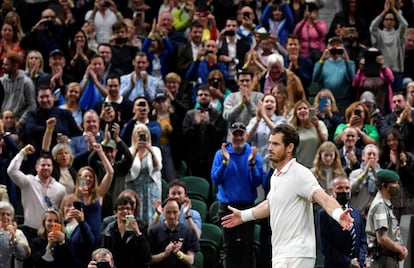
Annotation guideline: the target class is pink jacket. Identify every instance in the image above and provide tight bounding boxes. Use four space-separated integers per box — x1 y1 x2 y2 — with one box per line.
294 20 327 58
352 67 394 111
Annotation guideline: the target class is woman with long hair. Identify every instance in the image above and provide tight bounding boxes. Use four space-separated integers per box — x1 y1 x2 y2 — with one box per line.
247 93 286 172
271 84 294 120
25 50 48 86
379 128 414 220
29 209 72 268
290 99 328 168
67 29 96 81
0 22 25 76
60 194 95 267
125 124 162 224
313 88 345 141
311 141 346 193
195 69 231 112
74 142 114 247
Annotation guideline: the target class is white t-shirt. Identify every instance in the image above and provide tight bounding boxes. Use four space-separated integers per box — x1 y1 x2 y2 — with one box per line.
268 158 322 260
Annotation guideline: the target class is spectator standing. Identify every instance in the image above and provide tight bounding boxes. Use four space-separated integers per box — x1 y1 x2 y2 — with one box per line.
370 0 408 92
349 144 381 211
223 69 263 137
316 176 368 268
182 85 226 181
102 195 151 268
290 100 328 168
120 52 160 103
7 146 66 249
148 197 200 268
85 0 123 44
125 124 162 225
211 122 263 268
0 52 36 128
312 37 356 112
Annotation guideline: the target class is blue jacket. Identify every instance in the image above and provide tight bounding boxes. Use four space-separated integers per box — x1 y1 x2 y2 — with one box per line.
211 142 263 205
316 206 367 268
141 36 174 79
185 60 229 84
260 2 294 47
66 221 95 268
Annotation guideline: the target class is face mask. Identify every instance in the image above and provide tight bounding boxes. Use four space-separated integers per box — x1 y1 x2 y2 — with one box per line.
388 184 400 197
335 192 351 206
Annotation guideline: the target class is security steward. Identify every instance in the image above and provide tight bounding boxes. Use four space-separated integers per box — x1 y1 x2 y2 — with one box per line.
366 170 408 268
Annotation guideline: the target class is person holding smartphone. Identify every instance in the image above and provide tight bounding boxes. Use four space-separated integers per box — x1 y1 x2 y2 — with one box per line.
125 124 162 225
334 101 380 150
60 194 95 268
313 36 356 113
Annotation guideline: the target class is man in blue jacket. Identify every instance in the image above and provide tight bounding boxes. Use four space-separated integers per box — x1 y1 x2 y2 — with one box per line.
316 176 368 268
211 121 263 268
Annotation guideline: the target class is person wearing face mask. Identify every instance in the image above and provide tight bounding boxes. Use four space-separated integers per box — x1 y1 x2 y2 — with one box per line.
316 176 367 268
365 169 408 267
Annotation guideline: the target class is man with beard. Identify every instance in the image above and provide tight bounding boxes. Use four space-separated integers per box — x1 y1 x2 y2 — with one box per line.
182 85 226 181
316 176 367 268
383 92 414 154
221 124 354 268
366 170 408 267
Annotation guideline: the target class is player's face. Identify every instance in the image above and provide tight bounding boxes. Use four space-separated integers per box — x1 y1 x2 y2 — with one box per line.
268 133 289 164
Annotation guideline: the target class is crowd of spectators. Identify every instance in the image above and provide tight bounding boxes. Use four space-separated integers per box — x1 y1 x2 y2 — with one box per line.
0 0 413 267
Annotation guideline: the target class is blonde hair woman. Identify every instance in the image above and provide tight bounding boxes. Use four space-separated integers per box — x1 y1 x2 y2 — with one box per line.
311 141 346 193
125 124 162 224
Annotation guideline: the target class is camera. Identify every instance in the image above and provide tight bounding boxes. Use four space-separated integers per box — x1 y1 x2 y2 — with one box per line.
329 48 343 56
243 12 250 18
224 30 236 37
211 79 220 88
102 1 111 7
354 109 362 117
258 32 270 40
139 133 146 142
43 20 54 28
96 260 111 268
203 50 214 56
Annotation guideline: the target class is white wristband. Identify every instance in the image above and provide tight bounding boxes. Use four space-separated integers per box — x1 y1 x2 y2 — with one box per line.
332 207 343 223
240 208 256 222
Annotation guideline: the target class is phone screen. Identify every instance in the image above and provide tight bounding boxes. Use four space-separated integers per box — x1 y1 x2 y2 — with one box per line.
308 108 315 121
318 97 329 112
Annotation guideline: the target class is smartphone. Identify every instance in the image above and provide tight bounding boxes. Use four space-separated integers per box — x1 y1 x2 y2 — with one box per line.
139 133 146 142
308 108 315 121
114 37 128 44
318 97 330 112
96 261 111 268
52 223 62 233
102 1 111 7
104 102 112 108
347 27 357 35
73 201 82 211
330 48 343 56
354 109 361 117
243 12 250 18
126 215 134 231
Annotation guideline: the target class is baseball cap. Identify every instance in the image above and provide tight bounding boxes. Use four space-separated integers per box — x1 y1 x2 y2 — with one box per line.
230 122 246 133
102 139 117 149
49 49 65 58
154 92 168 101
328 36 342 45
360 91 376 104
